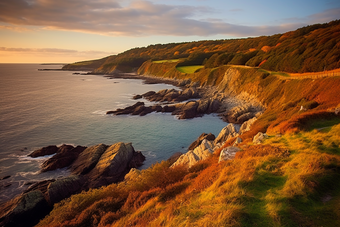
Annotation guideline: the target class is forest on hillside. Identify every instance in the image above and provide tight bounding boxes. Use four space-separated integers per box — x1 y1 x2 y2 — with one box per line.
64 20 340 74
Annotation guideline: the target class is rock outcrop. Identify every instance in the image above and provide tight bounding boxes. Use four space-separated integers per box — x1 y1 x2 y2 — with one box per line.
188 133 215 151
1 142 145 227
28 145 58 157
134 88 199 103
219 146 241 162
70 144 108 175
239 117 257 134
87 142 135 188
171 139 214 168
41 145 87 172
0 190 51 227
214 124 239 145
253 132 268 144
47 176 85 204
221 104 262 124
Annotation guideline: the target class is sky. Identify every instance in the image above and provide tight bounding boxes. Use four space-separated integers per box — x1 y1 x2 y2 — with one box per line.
0 0 339 63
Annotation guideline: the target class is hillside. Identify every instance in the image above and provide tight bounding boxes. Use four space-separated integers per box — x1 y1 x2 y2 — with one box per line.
63 20 340 74
26 20 340 226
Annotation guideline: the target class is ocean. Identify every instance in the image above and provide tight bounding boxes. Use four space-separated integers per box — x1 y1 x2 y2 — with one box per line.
0 64 227 203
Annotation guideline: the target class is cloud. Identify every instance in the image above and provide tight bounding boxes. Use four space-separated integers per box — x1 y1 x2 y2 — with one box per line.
0 47 114 55
0 0 338 38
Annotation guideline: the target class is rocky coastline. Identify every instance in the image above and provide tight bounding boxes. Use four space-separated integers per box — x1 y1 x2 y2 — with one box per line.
0 72 265 227
106 73 264 124
0 142 145 227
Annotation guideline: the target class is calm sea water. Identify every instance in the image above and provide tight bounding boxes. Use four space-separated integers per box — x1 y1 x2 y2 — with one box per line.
0 64 227 203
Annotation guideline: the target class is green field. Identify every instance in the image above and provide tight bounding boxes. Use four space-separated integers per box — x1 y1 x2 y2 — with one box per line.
152 59 180 63
176 65 204 74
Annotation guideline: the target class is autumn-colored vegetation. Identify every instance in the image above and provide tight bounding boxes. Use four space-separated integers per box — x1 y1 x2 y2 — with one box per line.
48 20 340 226
64 20 340 73
37 125 340 227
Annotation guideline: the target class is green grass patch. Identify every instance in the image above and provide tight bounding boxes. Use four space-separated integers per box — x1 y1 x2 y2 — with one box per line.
258 68 290 77
152 59 180 63
306 118 340 131
240 166 290 226
176 65 204 74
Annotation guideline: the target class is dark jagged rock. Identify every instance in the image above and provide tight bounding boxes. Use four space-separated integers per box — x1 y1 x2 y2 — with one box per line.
106 102 145 115
178 101 199 119
47 176 85 204
0 142 146 227
139 106 153 116
129 151 146 168
133 94 142 100
87 142 135 188
70 144 108 175
29 145 58 157
41 145 87 172
0 190 51 227
188 133 216 151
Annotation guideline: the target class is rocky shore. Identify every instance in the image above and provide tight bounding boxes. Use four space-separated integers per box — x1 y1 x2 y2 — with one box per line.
106 78 263 124
0 142 145 227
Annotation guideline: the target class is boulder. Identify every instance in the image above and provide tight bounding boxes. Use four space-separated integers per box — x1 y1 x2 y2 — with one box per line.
178 101 198 119
188 133 215 150
171 139 214 168
41 145 86 172
239 117 257 134
87 142 135 188
29 145 58 158
219 146 241 162
47 176 85 204
214 124 239 145
0 190 51 227
70 144 108 175
253 132 268 144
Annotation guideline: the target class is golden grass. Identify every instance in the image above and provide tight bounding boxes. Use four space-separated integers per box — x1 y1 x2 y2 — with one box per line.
37 124 340 227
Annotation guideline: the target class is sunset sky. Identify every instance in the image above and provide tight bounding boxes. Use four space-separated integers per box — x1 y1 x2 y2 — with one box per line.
0 0 339 63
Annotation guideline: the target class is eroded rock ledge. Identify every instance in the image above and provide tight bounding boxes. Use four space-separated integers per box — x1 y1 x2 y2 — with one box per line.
106 86 263 122
0 142 145 227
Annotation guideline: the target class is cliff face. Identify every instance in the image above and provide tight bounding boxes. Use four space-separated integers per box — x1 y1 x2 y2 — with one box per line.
138 61 340 135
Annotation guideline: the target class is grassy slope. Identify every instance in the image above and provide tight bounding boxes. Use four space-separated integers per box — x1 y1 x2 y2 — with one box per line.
37 125 340 227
